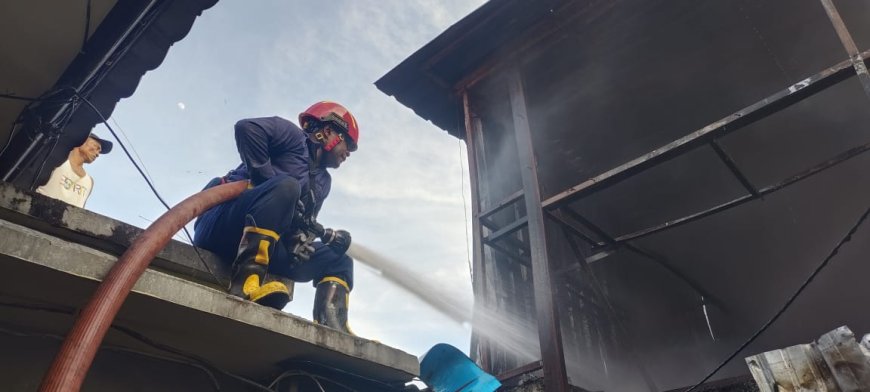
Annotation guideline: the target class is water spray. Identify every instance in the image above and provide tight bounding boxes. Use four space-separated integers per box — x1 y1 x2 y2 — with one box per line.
348 243 541 361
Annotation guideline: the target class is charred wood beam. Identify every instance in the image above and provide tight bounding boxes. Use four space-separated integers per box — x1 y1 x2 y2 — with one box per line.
710 141 759 196
480 216 534 256
547 210 600 247
561 207 615 245
497 360 543 382
483 216 529 244
480 209 532 260
819 0 870 97
480 216 497 230
542 51 870 210
487 240 531 267
463 90 492 371
612 140 870 244
479 190 524 220
507 65 569 391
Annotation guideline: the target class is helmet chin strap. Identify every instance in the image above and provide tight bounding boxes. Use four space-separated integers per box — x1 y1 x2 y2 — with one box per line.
322 136 341 152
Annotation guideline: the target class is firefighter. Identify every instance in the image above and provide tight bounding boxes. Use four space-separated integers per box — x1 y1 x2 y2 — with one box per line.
193 101 358 334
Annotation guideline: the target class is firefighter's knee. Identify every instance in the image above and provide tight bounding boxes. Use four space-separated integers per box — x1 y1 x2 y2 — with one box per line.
269 175 302 201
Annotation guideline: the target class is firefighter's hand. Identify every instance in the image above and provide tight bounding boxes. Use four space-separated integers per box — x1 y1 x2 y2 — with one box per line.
322 229 351 255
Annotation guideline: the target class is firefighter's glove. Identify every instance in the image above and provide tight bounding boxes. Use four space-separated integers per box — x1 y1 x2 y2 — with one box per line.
322 229 351 255
289 231 316 262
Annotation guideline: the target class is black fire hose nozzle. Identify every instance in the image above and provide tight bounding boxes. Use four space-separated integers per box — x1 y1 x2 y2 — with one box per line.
309 221 325 237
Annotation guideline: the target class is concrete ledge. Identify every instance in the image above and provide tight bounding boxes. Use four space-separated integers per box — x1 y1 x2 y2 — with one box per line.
0 218 418 383
0 181 232 287
0 181 299 299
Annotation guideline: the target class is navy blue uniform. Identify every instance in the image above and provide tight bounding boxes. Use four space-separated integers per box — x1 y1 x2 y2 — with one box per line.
193 117 353 289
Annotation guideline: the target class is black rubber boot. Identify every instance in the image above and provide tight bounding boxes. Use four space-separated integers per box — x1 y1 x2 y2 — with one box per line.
229 218 290 310
313 277 354 335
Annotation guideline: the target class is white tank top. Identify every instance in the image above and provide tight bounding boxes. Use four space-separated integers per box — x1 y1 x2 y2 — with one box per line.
35 159 94 208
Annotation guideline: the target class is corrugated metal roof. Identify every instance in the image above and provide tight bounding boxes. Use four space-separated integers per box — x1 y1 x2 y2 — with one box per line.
1 0 218 189
374 0 562 138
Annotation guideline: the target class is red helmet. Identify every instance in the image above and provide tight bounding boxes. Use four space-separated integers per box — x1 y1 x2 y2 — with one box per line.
299 101 359 151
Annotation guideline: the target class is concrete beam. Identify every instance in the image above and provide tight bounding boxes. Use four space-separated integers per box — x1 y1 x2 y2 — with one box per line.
0 218 419 384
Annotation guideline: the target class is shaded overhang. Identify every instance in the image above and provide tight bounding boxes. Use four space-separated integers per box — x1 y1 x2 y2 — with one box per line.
1 0 115 133
375 0 563 139
0 0 218 187
0 181 418 389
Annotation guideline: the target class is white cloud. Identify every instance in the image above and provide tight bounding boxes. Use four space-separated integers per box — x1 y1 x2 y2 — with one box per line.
177 102 186 110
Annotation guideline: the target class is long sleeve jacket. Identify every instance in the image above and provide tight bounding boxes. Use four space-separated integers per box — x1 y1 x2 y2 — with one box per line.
225 116 331 216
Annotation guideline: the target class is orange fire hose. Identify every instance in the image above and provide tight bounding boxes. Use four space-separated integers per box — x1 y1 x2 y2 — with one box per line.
39 180 247 391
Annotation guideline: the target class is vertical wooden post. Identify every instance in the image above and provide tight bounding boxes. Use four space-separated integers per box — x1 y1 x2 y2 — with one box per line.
506 64 570 391
463 90 492 371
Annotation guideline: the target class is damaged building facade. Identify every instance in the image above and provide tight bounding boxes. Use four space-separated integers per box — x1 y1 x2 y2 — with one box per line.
377 0 870 390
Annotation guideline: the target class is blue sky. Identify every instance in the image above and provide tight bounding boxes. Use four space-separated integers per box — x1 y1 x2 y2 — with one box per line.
85 0 485 357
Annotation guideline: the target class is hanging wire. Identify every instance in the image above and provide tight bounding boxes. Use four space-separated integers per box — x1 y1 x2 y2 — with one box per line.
82 0 92 52
267 370 327 392
110 115 157 184
458 139 473 283
74 93 223 286
31 92 86 189
0 325 221 391
0 90 77 159
684 203 870 391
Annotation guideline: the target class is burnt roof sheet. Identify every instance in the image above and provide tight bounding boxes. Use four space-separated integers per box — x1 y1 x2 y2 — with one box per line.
375 0 562 138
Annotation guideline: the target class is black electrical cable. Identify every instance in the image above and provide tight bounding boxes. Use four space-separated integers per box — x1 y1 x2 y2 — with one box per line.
82 0 92 52
103 346 221 391
0 299 277 392
0 89 78 163
0 93 42 102
77 95 171 209
280 359 401 390
29 95 80 190
684 203 870 391
75 93 224 287
268 371 327 392
112 325 274 392
29 134 62 189
0 325 222 391
0 92 75 103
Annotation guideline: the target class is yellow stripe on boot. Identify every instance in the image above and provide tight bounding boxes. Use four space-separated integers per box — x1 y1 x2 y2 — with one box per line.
318 276 350 291
249 282 290 303
315 276 357 336
242 274 290 307
242 226 280 240
254 239 270 265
